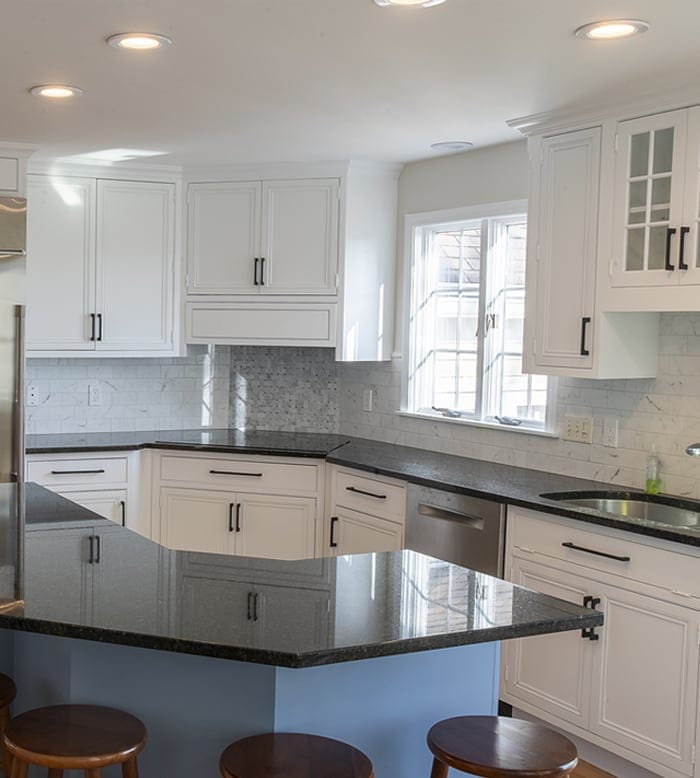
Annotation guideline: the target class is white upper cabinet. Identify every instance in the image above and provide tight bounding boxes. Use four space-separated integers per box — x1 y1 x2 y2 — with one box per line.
187 177 338 297
26 176 96 351
524 128 600 373
26 172 179 357
96 180 175 352
260 179 338 294
187 181 262 294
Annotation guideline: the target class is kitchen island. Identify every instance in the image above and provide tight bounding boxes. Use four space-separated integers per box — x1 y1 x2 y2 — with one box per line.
0 485 602 778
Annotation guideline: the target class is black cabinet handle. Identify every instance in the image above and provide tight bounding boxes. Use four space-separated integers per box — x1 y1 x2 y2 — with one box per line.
346 485 387 500
254 257 259 286
95 535 101 564
665 227 677 271
581 595 601 641
88 535 95 564
90 313 96 342
253 592 259 622
235 503 241 533
260 257 265 286
209 470 263 477
329 516 339 548
679 226 691 271
228 503 235 533
51 469 105 476
96 313 103 342
562 541 630 563
247 591 253 620
120 500 126 527
580 317 591 357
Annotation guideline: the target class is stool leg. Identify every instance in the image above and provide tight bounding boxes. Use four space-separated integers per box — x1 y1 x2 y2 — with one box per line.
0 705 11 776
121 758 139 778
84 770 101 778
430 757 449 778
9 759 27 778
48 770 64 778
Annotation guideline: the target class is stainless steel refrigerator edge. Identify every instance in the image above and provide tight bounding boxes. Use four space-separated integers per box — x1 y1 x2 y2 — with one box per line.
405 484 506 577
0 196 26 604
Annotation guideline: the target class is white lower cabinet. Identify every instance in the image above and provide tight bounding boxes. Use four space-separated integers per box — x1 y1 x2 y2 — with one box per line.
504 508 700 777
330 507 403 556
160 487 317 560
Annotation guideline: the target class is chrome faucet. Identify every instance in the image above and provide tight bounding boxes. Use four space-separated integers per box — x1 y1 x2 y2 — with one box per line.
686 443 700 457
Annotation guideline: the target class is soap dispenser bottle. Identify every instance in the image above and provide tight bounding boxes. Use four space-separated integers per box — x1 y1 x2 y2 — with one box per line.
646 445 661 495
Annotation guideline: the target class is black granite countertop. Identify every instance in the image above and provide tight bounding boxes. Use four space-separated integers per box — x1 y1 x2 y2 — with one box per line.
27 430 700 547
2 484 602 668
26 429 351 458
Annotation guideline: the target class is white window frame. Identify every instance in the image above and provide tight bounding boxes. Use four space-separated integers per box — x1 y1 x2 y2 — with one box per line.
400 200 557 436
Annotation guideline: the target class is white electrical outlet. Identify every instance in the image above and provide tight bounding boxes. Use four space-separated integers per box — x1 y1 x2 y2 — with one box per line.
88 383 102 406
26 383 39 407
362 389 374 412
603 417 619 448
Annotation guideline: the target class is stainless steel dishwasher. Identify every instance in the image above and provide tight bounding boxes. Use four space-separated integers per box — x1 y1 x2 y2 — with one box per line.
405 484 506 576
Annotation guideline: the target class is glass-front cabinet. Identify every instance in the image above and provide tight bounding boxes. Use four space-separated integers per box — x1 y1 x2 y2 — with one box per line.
612 107 700 287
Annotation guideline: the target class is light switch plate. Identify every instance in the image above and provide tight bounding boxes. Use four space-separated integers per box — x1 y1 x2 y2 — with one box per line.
362 389 374 412
88 383 102 406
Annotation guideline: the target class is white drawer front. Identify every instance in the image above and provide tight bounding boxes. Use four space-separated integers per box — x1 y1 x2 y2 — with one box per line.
160 455 320 495
333 468 406 523
509 508 700 599
28 457 128 487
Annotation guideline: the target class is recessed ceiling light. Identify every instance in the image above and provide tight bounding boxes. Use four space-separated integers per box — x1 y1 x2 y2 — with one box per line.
431 141 474 153
373 0 446 7
575 19 649 40
29 85 84 98
106 32 173 50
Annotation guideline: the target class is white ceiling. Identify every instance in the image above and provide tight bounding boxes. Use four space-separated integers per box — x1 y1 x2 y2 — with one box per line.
4 0 700 167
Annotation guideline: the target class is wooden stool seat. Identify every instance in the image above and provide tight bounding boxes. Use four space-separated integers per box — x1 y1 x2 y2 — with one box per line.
428 716 578 778
220 733 374 778
4 704 146 777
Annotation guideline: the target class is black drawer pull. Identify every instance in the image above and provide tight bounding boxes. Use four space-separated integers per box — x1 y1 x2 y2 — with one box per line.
346 486 387 500
51 469 106 476
562 542 630 563
95 535 101 564
209 470 263 477
330 516 339 548
665 227 677 271
580 317 591 357
120 500 126 527
88 535 95 564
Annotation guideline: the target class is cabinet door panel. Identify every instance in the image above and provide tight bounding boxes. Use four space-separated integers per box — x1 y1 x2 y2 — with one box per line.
611 110 687 287
589 589 699 775
261 179 338 294
93 528 165 632
180 577 252 644
504 557 593 729
26 175 95 351
160 488 235 554
24 528 92 623
56 490 127 526
527 129 599 370
332 507 403 557
256 584 330 652
237 495 316 560
96 180 175 351
187 182 261 294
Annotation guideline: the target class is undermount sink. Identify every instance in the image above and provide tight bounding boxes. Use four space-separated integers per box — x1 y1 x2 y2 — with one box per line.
540 491 700 529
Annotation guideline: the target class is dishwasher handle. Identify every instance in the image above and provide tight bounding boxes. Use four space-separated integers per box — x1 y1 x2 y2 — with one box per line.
418 503 485 531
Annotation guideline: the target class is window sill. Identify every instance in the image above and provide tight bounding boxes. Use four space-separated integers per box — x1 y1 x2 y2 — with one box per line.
396 411 559 439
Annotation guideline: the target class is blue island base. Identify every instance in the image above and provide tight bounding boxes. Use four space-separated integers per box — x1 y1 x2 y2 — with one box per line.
1 631 499 778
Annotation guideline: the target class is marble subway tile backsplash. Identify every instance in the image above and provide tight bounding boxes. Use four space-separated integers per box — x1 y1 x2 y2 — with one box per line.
337 313 700 498
26 345 341 436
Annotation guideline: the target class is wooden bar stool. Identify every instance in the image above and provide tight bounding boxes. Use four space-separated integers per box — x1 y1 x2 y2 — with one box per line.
3 704 146 778
220 733 374 778
428 716 578 778
0 673 17 775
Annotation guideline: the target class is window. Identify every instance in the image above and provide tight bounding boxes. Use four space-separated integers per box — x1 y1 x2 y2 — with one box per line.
404 201 553 432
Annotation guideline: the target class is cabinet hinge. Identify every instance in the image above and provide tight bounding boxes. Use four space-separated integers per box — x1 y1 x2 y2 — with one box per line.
614 133 619 153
